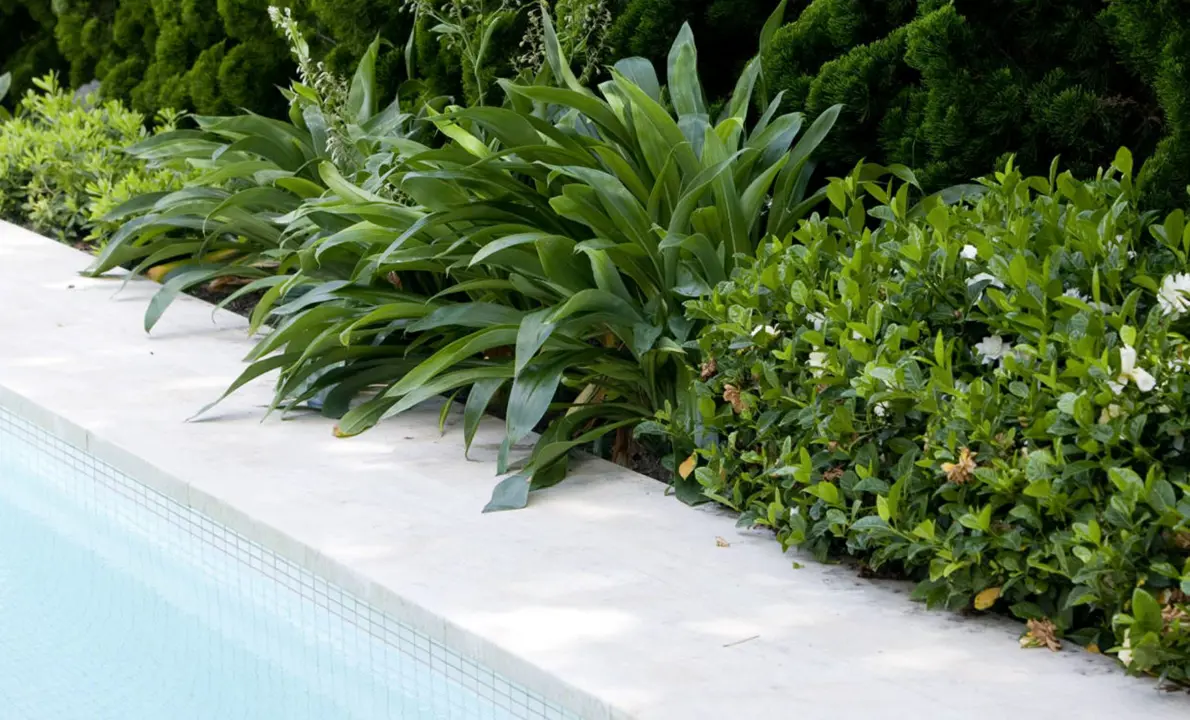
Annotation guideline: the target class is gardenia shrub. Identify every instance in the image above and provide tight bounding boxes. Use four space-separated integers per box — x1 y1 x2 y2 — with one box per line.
0 73 190 245
670 152 1190 683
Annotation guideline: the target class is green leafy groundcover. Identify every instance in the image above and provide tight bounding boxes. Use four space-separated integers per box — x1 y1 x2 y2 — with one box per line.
665 152 1190 682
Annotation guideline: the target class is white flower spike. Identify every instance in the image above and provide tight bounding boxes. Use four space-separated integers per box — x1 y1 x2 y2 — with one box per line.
1158 273 1190 316
1112 345 1156 394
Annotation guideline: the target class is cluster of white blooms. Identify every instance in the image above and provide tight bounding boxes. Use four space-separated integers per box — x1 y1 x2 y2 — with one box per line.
1158 273 1190 316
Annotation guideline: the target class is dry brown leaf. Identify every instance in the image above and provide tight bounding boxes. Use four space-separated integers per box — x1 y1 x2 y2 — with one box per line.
207 276 252 292
723 384 742 412
1163 604 1188 628
678 454 697 480
699 357 718 381
974 586 1001 611
942 447 978 485
715 536 730 548
1020 618 1061 652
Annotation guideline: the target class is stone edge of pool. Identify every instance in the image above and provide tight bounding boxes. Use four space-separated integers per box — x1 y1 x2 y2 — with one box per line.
1 220 1187 720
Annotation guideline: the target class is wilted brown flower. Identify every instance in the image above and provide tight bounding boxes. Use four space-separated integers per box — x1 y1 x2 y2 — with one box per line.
1163 604 1188 630
1020 618 1061 652
1174 531 1190 551
822 466 845 483
723 384 745 413
941 447 978 485
700 357 718 381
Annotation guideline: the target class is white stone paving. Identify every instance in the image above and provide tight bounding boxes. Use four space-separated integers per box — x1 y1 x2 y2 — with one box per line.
1 220 1187 719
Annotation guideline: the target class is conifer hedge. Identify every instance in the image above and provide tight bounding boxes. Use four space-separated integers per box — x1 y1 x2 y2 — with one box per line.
760 0 1187 205
1 0 1188 204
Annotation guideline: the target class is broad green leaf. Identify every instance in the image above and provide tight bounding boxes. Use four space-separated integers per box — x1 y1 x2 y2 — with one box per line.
483 473 531 512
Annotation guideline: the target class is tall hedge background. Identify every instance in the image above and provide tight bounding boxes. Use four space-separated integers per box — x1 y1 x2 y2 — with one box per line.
1 0 1187 205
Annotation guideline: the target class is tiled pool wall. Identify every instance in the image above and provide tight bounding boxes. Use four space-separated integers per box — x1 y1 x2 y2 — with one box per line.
0 399 583 720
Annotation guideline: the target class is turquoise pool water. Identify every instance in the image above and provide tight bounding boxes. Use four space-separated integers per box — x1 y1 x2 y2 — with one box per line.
0 411 572 720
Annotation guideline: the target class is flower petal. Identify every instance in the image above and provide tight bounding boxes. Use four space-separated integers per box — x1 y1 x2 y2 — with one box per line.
1132 367 1157 392
1119 346 1137 374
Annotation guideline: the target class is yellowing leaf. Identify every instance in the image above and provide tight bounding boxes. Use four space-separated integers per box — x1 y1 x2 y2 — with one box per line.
974 586 1001 610
679 454 697 479
1085 643 1101 654
146 261 184 283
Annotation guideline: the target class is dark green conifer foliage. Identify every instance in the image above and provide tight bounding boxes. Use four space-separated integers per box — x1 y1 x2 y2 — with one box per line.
0 0 63 104
765 0 1175 201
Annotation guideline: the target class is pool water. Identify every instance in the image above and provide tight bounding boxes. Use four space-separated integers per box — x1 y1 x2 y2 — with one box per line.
0 423 552 720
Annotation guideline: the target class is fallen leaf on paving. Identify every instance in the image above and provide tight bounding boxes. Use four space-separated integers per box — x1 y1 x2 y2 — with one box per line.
1020 617 1061 652
974 586 1001 610
715 536 730 547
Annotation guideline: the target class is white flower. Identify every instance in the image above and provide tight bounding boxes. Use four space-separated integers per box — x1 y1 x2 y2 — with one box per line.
974 335 1010 364
1109 234 1137 260
872 402 888 417
967 272 1004 290
1118 629 1133 668
1111 345 1156 394
961 244 978 260
751 324 780 338
806 312 826 331
1098 404 1123 424
808 351 828 378
1158 273 1190 316
1063 288 1086 300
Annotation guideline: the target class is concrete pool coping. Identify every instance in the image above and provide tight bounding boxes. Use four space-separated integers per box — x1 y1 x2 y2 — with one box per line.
1 220 1187 719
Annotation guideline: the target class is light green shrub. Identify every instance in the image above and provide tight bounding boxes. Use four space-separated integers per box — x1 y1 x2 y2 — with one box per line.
0 73 189 244
669 152 1190 683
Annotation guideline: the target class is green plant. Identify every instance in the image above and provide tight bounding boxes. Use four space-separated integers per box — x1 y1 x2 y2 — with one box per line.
672 151 1190 683
404 0 530 106
763 0 1190 207
605 0 773 101
517 0 613 85
87 24 441 328
0 0 62 104
207 5 849 512
51 0 298 116
0 72 188 244
0 72 11 117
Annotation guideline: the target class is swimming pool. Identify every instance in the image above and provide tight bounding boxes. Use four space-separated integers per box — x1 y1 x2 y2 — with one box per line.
0 406 578 720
